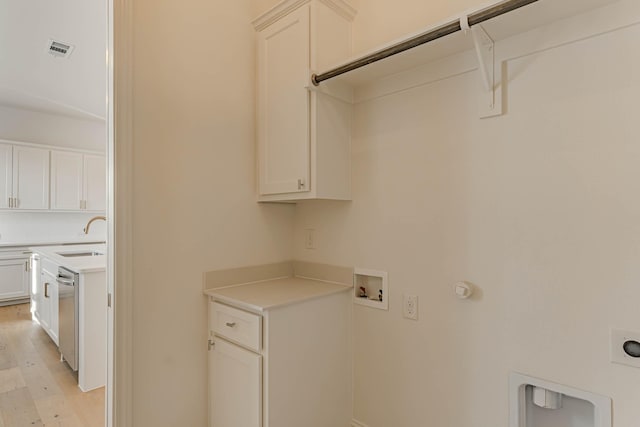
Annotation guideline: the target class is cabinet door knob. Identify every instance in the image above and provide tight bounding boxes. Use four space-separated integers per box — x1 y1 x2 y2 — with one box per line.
225 322 237 328
44 283 49 298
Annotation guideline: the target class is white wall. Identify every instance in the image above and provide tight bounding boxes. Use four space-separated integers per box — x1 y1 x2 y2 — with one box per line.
130 0 294 425
0 212 106 243
293 3 640 427
0 105 105 151
350 0 482 54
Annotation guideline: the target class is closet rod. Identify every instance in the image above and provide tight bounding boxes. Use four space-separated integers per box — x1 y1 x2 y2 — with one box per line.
311 0 538 86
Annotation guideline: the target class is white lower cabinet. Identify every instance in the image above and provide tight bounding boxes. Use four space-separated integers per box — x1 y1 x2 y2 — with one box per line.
208 290 351 427
32 255 60 346
210 339 262 427
41 268 59 345
0 252 30 303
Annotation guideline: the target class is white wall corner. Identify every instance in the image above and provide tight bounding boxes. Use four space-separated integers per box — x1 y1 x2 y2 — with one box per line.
253 0 356 31
318 0 357 21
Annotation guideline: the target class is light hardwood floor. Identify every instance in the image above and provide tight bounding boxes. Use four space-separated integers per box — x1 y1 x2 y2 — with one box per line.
0 303 104 427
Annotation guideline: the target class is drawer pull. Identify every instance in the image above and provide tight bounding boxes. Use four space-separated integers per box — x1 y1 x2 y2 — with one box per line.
225 322 237 328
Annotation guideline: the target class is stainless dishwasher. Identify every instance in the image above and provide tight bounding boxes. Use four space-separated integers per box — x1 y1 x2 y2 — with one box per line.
57 267 79 371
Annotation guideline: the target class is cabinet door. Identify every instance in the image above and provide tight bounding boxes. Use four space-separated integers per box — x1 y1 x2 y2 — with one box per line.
42 270 58 345
83 154 106 212
258 5 310 196
12 146 50 210
210 338 262 427
0 144 12 209
0 258 29 301
38 271 51 330
51 151 83 210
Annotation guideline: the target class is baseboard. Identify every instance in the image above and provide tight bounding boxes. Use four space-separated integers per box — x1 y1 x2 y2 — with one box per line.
0 298 29 307
352 419 370 427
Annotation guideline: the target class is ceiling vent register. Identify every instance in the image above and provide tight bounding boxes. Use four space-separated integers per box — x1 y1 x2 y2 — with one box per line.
47 39 74 58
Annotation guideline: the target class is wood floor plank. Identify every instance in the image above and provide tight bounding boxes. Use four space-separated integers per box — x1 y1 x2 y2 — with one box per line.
0 387 43 426
0 304 104 427
0 368 26 394
0 331 17 372
34 394 83 427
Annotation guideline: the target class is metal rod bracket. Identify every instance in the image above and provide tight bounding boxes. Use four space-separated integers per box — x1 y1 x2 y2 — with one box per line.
471 24 494 93
466 23 502 118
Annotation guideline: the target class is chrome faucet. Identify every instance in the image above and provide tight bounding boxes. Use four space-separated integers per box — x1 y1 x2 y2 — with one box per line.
83 216 107 234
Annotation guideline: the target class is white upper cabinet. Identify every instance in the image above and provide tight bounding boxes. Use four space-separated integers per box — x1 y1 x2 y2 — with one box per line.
83 154 106 212
0 141 105 212
12 145 50 210
51 151 106 212
1 143 51 210
51 151 84 210
255 0 355 202
0 144 11 209
258 6 311 196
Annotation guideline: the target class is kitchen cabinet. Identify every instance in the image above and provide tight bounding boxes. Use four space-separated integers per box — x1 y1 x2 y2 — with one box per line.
30 244 107 391
255 0 354 202
51 151 106 212
210 338 262 427
207 277 351 427
32 254 60 345
0 144 11 209
83 154 106 211
0 251 30 303
0 143 50 210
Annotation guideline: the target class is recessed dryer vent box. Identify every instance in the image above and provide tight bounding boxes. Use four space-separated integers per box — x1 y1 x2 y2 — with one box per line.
353 268 388 310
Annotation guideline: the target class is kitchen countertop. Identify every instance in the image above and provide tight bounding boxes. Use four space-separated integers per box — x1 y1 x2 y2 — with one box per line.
0 238 105 249
204 276 352 312
31 244 107 273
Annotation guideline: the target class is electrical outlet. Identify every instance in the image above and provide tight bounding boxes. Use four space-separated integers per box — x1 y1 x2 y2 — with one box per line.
403 294 418 320
304 229 316 249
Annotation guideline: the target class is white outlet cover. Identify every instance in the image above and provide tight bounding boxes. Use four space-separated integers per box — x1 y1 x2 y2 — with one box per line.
403 294 418 320
611 329 640 368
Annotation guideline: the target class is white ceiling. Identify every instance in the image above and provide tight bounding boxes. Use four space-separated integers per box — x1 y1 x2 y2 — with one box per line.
0 0 107 121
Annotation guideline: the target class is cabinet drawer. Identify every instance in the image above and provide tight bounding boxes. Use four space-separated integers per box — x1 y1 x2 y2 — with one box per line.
210 302 262 352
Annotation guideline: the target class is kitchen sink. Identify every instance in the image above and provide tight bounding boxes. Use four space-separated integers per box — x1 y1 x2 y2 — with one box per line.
57 251 104 257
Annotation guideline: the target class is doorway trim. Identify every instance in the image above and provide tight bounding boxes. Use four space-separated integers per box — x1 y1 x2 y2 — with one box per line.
108 0 134 425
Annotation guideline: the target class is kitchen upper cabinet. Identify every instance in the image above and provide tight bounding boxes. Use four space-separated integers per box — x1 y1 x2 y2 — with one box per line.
255 0 354 202
0 144 50 210
51 151 83 210
51 151 106 212
83 154 106 212
13 145 50 210
0 144 11 209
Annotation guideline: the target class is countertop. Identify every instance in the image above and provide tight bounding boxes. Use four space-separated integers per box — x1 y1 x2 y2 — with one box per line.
204 276 352 312
31 244 107 274
0 238 105 249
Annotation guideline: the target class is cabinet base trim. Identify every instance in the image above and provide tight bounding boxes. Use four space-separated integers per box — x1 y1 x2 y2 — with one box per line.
0 298 30 307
